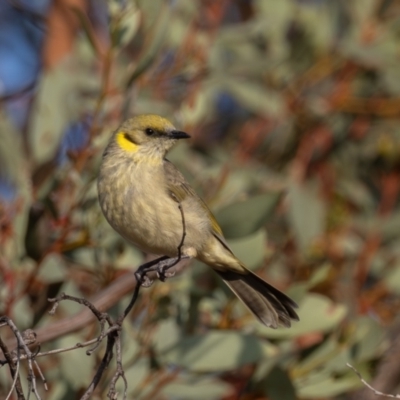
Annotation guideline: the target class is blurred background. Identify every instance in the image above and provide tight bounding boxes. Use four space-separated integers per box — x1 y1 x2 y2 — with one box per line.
1 0 400 399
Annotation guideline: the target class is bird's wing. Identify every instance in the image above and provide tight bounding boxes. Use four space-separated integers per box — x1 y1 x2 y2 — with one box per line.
163 159 232 253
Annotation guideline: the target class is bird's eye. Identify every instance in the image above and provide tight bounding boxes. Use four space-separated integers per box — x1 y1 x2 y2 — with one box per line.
145 128 155 136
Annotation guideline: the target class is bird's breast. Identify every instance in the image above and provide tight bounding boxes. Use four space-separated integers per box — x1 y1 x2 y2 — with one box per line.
98 158 209 257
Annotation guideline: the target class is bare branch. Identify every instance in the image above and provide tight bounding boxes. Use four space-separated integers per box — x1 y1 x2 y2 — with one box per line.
0 202 189 399
80 330 118 400
5 353 20 400
107 329 127 400
48 292 113 325
347 363 400 399
0 317 45 400
0 334 25 399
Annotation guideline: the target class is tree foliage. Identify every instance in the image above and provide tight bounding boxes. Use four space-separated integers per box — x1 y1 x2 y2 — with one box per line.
1 0 400 399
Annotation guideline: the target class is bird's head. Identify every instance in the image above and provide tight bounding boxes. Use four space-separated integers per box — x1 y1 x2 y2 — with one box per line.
110 115 190 162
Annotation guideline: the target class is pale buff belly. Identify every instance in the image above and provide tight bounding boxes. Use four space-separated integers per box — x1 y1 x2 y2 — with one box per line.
98 163 210 257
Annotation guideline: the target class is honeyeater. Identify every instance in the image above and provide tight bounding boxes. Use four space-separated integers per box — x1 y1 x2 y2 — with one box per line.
97 115 298 328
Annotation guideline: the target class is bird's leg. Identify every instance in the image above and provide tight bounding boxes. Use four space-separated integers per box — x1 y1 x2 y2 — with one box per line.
135 255 169 287
156 255 190 281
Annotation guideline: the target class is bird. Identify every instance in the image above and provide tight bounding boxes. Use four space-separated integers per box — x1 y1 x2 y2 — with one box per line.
97 114 299 328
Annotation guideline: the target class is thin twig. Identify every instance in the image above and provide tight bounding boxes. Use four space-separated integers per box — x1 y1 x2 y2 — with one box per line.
48 293 113 325
1 205 189 399
108 329 127 400
0 317 43 400
33 360 48 392
120 281 142 322
5 355 20 400
347 363 400 398
0 326 121 366
0 334 25 399
80 332 117 400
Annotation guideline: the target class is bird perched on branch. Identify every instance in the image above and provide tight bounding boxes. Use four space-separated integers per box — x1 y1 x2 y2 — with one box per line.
97 114 299 328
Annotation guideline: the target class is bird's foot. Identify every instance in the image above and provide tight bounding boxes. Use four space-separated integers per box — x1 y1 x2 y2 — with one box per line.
157 268 176 282
157 258 177 282
135 271 154 287
135 255 189 285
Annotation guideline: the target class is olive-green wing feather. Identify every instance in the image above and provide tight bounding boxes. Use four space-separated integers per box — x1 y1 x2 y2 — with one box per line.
163 159 231 251
163 161 299 328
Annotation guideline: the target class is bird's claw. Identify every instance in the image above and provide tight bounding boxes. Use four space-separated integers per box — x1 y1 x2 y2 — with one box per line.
156 258 177 281
135 271 154 287
157 269 176 282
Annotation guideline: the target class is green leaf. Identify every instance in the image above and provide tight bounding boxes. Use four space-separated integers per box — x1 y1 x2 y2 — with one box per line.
56 281 86 316
216 192 282 239
125 2 171 87
351 317 386 362
227 229 267 269
261 367 297 400
113 5 141 47
47 381 69 400
288 263 332 301
287 179 326 253
29 59 77 164
294 337 352 378
296 371 361 398
12 296 33 329
0 113 32 257
385 260 400 294
161 330 264 372
114 245 144 270
223 78 286 117
162 377 232 400
124 358 150 395
58 334 96 389
0 112 24 184
152 318 181 353
37 253 67 283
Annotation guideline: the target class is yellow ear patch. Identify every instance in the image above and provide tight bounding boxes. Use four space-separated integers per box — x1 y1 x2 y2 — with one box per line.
116 132 139 152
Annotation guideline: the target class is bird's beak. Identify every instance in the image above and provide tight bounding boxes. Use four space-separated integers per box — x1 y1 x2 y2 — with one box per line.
169 130 191 140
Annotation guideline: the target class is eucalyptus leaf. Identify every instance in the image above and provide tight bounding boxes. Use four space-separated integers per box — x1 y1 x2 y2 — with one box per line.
296 372 361 398
12 296 32 329
227 229 267 269
295 338 352 379
351 317 387 362
161 330 264 372
287 179 326 253
384 262 400 294
47 381 69 400
58 334 96 389
222 78 286 118
57 281 86 316
124 358 150 395
216 192 282 239
293 338 338 377
162 377 232 400
0 113 31 257
152 318 181 353
114 5 140 47
125 2 171 88
37 253 67 283
29 59 77 164
261 366 297 400
114 245 143 269
288 263 332 301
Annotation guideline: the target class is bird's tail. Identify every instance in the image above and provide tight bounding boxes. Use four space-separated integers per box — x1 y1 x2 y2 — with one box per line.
215 267 299 328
